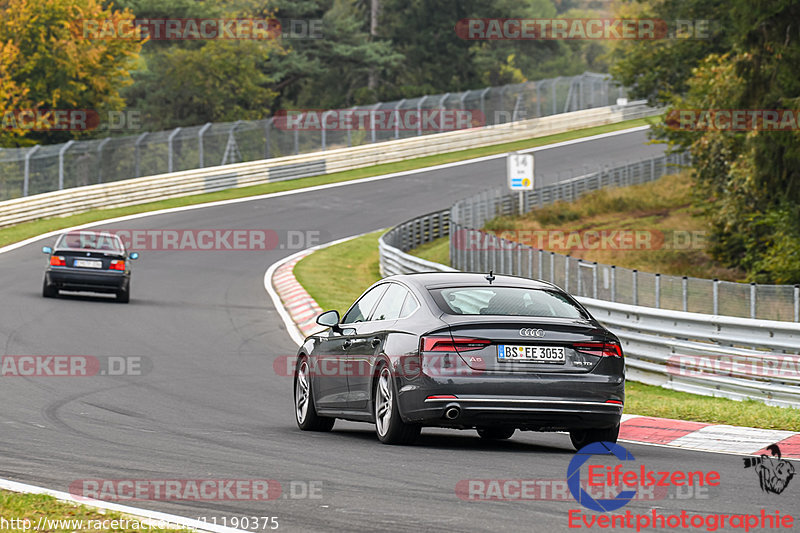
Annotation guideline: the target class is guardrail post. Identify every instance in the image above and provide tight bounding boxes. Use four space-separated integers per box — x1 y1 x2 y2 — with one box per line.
438 93 450 132
655 273 661 308
499 239 505 273
370 102 381 143
479 87 491 123
321 110 333 150
682 276 688 311
712 279 719 315
198 122 211 167
134 132 148 177
611 265 616 302
538 249 543 279
632 269 638 306
550 252 555 283
394 99 405 139
535 81 542 117
516 244 522 276
795 285 799 322
264 118 272 158
576 259 582 296
528 248 533 279
294 118 300 154
749 283 757 319
416 96 429 136
23 145 40 196
58 140 75 190
593 262 598 298
564 255 570 292
168 127 181 173
449 223 455 268
97 137 111 184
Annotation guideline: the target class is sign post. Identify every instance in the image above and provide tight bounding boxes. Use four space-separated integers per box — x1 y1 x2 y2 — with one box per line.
507 152 534 215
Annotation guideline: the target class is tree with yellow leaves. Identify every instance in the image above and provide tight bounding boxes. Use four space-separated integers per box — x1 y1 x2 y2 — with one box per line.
0 0 142 145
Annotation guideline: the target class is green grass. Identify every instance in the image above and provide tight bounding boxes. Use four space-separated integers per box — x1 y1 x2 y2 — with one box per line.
626 382 800 431
482 172 744 281
0 490 191 532
0 117 653 248
294 230 385 313
408 237 450 265
294 230 800 430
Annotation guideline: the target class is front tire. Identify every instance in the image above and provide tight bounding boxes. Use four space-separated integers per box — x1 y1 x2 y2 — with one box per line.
42 279 58 298
294 356 334 432
570 423 620 451
374 365 420 445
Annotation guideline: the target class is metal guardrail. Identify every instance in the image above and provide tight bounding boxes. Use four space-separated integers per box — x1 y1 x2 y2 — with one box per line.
378 159 800 408
0 73 625 202
447 154 800 323
0 102 657 228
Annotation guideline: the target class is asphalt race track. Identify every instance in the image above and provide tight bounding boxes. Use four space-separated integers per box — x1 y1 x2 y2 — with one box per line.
1 128 793 531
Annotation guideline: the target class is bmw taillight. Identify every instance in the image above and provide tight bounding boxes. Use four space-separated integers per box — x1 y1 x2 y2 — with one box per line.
49 256 66 267
420 336 491 353
573 341 623 358
109 260 125 271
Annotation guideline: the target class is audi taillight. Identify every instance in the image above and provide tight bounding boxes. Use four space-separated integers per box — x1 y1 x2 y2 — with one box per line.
420 336 491 353
573 341 623 358
109 260 125 271
49 256 66 267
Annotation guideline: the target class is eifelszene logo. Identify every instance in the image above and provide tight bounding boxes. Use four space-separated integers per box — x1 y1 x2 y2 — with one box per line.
743 444 795 495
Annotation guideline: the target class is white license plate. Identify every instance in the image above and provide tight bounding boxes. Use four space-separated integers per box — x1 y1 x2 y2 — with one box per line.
498 345 565 363
73 259 102 269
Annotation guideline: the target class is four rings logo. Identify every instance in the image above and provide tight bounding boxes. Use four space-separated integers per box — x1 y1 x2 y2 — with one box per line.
519 328 545 337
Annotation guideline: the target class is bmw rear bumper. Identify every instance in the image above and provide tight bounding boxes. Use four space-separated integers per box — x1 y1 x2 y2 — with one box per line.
46 267 128 293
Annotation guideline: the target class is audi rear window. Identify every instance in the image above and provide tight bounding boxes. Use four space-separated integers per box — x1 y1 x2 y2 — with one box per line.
429 287 586 318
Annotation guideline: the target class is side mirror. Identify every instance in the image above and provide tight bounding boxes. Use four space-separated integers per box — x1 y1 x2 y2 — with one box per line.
129 252 139 260
42 246 52 254
316 310 340 329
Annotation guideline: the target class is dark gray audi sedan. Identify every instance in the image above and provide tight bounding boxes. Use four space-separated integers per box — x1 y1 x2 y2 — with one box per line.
293 272 624 450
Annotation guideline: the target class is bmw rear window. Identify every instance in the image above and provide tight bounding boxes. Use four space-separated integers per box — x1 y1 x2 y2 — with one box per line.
429 287 586 318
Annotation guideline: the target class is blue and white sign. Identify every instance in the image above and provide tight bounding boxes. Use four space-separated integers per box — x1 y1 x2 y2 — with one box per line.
507 152 534 191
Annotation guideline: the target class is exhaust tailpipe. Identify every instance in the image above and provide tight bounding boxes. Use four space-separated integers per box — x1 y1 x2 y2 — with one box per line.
444 405 461 420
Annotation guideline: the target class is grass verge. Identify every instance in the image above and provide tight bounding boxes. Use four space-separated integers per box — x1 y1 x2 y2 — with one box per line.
0 490 190 532
0 117 653 249
294 230 800 431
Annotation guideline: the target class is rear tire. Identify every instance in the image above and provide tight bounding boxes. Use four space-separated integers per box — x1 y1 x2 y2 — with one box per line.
570 423 620 451
477 427 515 440
374 365 420 445
294 356 334 432
42 279 57 298
116 282 130 303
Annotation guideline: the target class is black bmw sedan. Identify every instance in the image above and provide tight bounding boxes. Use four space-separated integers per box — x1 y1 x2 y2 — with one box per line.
293 272 624 450
42 230 139 303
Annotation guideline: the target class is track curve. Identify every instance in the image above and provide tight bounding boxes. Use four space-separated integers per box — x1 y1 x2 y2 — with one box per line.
0 129 778 531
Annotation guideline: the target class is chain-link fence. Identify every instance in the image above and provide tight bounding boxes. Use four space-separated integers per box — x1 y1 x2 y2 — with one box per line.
0 72 625 202
448 152 800 322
